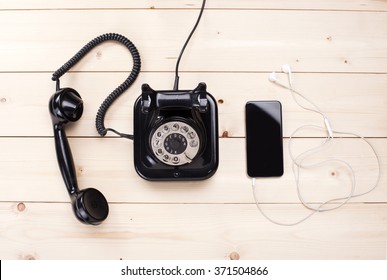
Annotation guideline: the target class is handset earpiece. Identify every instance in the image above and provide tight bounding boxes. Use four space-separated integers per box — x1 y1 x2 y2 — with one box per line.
49 88 109 225
49 88 84 124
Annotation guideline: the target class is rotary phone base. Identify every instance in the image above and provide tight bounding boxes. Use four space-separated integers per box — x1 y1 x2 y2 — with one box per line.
134 82 219 180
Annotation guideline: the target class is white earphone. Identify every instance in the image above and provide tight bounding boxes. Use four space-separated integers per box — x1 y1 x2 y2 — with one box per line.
251 64 381 226
270 65 333 136
281 64 293 86
268 64 293 90
268 72 289 89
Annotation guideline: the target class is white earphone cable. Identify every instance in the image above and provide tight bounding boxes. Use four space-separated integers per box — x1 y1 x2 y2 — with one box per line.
252 66 381 226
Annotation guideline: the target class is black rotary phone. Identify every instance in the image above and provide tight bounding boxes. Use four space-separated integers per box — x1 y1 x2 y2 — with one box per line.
49 0 217 224
134 0 219 180
133 82 218 180
133 0 217 180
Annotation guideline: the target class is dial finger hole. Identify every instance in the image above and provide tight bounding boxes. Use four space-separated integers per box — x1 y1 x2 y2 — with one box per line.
162 125 170 133
162 154 170 162
172 123 180 131
187 131 196 139
153 139 162 147
156 131 163 138
180 126 189 133
172 156 180 164
156 148 164 155
190 139 198 147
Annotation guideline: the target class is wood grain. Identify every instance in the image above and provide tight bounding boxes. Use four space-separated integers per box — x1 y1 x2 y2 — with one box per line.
0 202 386 260
1 0 387 11
1 72 386 137
0 1 386 260
0 10 387 73
0 138 384 204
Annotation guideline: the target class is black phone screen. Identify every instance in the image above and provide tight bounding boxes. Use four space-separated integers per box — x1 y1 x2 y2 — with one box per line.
245 101 284 177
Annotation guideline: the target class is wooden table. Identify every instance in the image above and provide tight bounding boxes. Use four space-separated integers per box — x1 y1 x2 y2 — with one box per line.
0 0 386 260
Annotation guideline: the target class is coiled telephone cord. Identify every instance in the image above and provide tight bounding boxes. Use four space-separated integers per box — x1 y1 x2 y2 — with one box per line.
51 33 141 138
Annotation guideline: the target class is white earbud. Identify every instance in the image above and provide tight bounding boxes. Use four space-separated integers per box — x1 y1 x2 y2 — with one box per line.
281 64 293 87
281 64 291 74
268 72 278 82
268 72 291 90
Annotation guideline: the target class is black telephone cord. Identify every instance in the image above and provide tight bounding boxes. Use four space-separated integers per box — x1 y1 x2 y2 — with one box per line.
174 0 206 90
51 33 141 138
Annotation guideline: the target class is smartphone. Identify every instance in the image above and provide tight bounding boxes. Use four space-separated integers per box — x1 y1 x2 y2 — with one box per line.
245 101 284 177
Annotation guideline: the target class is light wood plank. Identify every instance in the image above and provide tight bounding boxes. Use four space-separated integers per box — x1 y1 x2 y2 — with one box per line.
1 0 387 12
1 0 386 262
1 73 387 137
0 138 384 204
0 202 385 259
0 10 386 73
